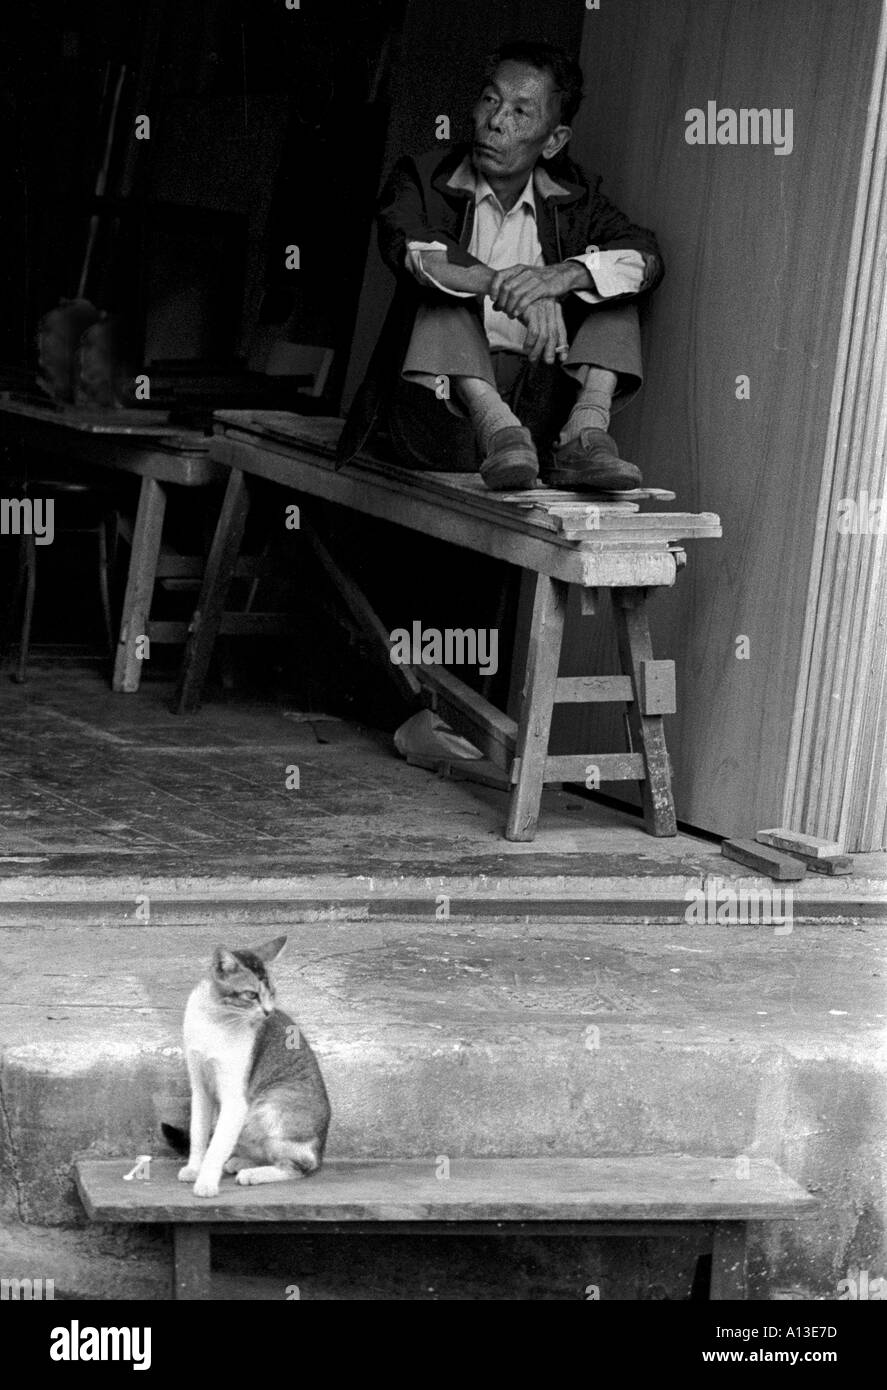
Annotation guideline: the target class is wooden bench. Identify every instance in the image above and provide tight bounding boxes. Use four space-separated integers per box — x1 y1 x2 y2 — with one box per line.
174 411 721 840
75 1155 816 1300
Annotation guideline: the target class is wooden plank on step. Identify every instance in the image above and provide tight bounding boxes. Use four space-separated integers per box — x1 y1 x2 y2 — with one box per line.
802 854 853 875
721 838 807 880
756 828 844 858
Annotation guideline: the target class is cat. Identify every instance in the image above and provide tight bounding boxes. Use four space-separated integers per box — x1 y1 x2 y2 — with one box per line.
164 936 331 1199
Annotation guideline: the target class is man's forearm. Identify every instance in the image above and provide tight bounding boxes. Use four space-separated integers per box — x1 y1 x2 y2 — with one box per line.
417 249 495 297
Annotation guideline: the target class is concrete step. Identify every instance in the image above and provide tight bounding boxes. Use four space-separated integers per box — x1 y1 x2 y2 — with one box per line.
1 862 884 925
0 918 884 1299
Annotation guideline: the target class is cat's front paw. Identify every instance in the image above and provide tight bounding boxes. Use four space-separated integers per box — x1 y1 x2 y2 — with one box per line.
192 1173 221 1198
177 1165 200 1183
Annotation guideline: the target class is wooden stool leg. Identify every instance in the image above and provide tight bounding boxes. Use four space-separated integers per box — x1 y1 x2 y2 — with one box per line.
174 468 251 714
112 476 167 693
710 1222 748 1299
172 1226 211 1300
505 573 568 842
611 587 677 837
12 533 37 684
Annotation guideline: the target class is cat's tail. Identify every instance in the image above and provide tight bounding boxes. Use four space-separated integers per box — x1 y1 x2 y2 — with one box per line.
161 1123 189 1155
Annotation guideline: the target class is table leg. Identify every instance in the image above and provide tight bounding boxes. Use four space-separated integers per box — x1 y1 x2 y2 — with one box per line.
505 573 568 841
172 1225 212 1300
611 587 677 837
175 467 251 714
112 476 167 693
710 1222 748 1299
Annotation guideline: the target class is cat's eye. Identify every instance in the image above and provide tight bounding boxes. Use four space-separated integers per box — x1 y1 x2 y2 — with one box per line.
241 990 259 1001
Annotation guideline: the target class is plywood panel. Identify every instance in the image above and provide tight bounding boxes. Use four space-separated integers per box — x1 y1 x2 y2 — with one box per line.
561 0 883 837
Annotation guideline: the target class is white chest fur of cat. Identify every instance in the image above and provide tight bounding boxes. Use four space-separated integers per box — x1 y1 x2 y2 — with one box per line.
177 936 331 1199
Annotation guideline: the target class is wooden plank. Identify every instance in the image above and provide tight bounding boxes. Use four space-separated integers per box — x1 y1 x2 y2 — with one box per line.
543 752 645 783
756 828 844 858
721 839 807 881
507 567 537 720
611 588 677 836
174 468 251 714
639 659 676 715
802 854 853 876
0 402 219 485
757 846 852 875
75 1157 818 1224
210 436 718 589
112 476 166 693
555 676 633 703
506 574 568 840
415 665 517 768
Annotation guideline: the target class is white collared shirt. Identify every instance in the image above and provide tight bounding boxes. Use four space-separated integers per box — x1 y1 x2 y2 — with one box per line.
405 157 646 354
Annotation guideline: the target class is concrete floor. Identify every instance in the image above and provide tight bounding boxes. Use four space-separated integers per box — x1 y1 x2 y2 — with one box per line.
0 665 885 1298
0 666 883 921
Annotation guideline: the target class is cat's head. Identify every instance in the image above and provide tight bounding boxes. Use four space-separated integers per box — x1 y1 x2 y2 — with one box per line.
210 936 287 1021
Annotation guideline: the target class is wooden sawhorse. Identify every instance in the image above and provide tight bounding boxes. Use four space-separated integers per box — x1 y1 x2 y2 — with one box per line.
172 412 721 841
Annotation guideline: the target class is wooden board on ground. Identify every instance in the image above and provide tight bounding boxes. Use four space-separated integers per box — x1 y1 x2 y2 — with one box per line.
76 1156 817 1224
756 828 844 858
721 838 807 880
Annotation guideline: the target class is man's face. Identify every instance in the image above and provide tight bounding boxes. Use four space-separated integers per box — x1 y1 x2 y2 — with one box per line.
471 61 569 181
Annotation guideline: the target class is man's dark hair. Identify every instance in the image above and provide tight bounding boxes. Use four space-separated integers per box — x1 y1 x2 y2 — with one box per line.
484 40 585 126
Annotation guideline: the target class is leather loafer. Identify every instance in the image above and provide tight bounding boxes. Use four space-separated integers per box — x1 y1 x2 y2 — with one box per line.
547 428 642 491
480 426 539 491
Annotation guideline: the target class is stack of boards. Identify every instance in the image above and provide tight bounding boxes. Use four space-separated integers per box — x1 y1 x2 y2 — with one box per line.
722 828 852 880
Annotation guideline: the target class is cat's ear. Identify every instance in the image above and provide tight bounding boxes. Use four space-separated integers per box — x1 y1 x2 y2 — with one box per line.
212 946 240 977
253 936 288 963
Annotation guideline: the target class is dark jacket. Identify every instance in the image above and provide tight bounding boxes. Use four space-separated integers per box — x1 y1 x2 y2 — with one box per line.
337 143 664 465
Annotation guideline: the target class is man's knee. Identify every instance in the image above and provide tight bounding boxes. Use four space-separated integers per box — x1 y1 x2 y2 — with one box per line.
402 301 495 385
565 303 643 406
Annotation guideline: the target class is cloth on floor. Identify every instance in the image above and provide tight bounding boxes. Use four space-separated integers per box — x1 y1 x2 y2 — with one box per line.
393 709 483 762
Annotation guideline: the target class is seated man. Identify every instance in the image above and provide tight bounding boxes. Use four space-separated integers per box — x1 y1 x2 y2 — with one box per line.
339 39 664 491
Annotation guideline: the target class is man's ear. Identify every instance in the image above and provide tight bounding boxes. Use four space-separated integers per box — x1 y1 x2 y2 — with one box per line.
541 124 571 161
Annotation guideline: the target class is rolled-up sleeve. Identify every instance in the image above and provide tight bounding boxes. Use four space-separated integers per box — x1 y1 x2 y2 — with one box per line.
569 248 648 304
405 241 475 297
